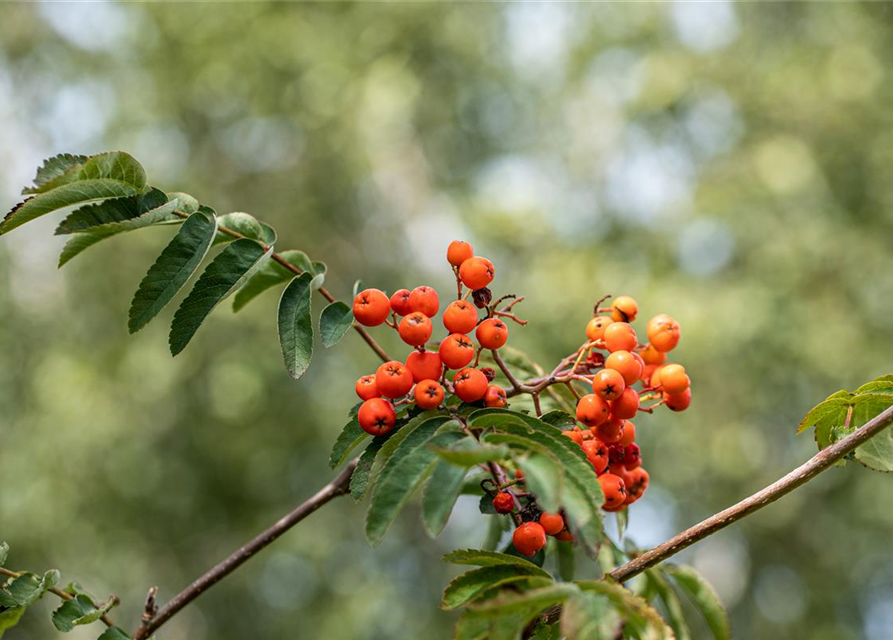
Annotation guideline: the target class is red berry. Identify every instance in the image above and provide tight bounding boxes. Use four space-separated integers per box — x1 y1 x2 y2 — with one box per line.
459 256 495 290
492 491 514 514
512 522 547 557
608 444 626 466
375 361 413 399
659 364 690 394
389 289 412 316
453 368 488 402
647 314 681 353
598 473 627 509
624 467 649 505
439 333 476 370
414 380 445 410
576 394 610 427
358 398 396 436
353 288 390 326
355 375 380 401
409 286 439 317
616 420 636 447
555 529 574 542
398 312 433 347
610 387 640 419
581 439 609 473
484 385 507 408
476 318 508 350
623 443 641 470
610 296 638 323
594 417 624 444
586 316 614 341
563 429 585 445
447 240 474 268
405 350 442 383
443 300 478 334
665 388 692 412
539 513 565 536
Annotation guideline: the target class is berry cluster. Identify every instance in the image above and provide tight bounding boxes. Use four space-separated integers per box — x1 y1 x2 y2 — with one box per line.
352 241 514 436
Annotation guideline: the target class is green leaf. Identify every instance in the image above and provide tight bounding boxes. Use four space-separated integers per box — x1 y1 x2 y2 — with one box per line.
329 417 367 469
666 565 730 640
442 549 551 575
577 580 675 640
2 152 147 236
0 606 25 638
853 393 893 471
0 543 8 567
648 569 692 640
556 539 575 582
352 279 364 297
58 234 107 268
52 594 94 632
232 250 311 312
455 611 491 640
278 273 315 380
429 437 511 466
797 396 851 437
128 210 217 333
540 411 576 430
259 222 277 245
442 565 555 610
616 509 629 540
560 590 623 640
350 437 388 501
170 238 272 355
422 459 470 536
97 627 132 640
310 261 327 290
23 153 88 194
854 378 893 395
468 583 576 617
320 301 354 348
518 452 563 513
0 570 59 608
214 212 265 245
55 188 174 235
366 413 454 493
168 192 199 214
365 430 463 545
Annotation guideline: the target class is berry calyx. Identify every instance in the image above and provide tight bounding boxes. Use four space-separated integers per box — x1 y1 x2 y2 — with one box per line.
453 368 488 402
610 296 638 323
406 350 442 383
605 350 643 386
592 368 626 401
459 256 495 290
492 491 514 514
598 473 627 509
476 317 508 350
398 312 433 347
439 333 476 370
409 286 439 318
610 387 640 420
355 375 380 401
539 512 565 536
603 322 638 353
582 438 609 473
414 379 445 410
389 289 412 316
447 240 474 268
375 360 414 399
353 288 390 326
484 385 507 408
512 522 547 557
358 398 396 436
585 316 613 342
647 314 681 352
576 394 610 427
443 300 479 334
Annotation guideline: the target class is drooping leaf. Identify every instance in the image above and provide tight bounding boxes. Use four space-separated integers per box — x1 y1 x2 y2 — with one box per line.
422 458 470 537
578 579 675 640
259 222 277 245
616 509 629 540
2 152 148 236
277 273 315 380
231 250 312 312
648 569 692 640
329 417 368 469
0 606 25 638
429 437 511 466
23 153 88 194
55 188 173 235
556 539 575 582
442 565 555 610
128 210 217 333
51 593 117 632
170 238 272 355
442 549 552 574
320 301 354 348
665 565 730 640
214 212 265 245
560 590 623 640
468 583 577 618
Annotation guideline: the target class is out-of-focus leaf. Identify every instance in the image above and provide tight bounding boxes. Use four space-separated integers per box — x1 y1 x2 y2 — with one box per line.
0 570 59 608
560 590 623 640
647 569 691 640
96 628 132 640
442 565 554 610
429 437 511 466
578 579 675 640
52 592 115 632
0 543 7 567
277 272 314 380
442 549 551 575
0 606 25 638
665 565 730 640
556 539 575 582
423 458 470 537
320 301 354 348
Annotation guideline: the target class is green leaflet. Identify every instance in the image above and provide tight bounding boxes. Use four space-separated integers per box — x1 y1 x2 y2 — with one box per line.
577 580 675 640
55 188 174 234
0 570 59 608
350 436 388 501
232 250 315 312
0 543 7 567
278 273 315 380
214 212 265 245
665 565 730 640
169 238 272 355
422 458 470 537
647 569 691 640
319 301 354 348
560 590 623 640
23 153 88 194
429 436 511 466
51 592 116 632
329 417 368 469
128 210 218 333
442 549 551 575
97 628 132 640
442 565 555 610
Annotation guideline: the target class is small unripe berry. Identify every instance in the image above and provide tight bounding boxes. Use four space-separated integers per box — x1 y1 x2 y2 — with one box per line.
405 350 442 383
512 522 547 557
592 368 626 401
355 375 380 401
353 288 390 326
447 240 474 267
398 312 433 347
610 296 638 323
409 286 439 318
414 379 445 410
358 398 396 436
603 322 638 353
576 394 610 427
484 385 507 408
605 350 643 386
459 256 495 290
439 333 475 369
598 473 627 509
539 512 565 536
375 361 414 399
443 300 478 334
492 491 514 514
453 368 488 402
585 316 613 342
476 318 508 350
610 387 640 420
389 289 412 316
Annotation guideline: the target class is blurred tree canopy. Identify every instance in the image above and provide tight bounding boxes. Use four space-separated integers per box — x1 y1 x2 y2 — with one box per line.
2 2 893 639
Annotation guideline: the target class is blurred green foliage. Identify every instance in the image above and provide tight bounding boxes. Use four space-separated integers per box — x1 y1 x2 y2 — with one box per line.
2 2 893 639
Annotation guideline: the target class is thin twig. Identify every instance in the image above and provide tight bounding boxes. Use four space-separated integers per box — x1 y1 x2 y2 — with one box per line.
492 349 523 393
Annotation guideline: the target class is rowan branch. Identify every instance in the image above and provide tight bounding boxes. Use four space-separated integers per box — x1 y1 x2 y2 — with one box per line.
131 459 358 640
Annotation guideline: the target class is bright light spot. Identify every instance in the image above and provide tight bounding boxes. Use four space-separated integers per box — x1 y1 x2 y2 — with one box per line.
754 564 807 624
625 486 677 548
684 89 744 158
753 135 818 195
671 1 739 53
38 2 134 52
505 3 573 81
677 218 734 276
217 117 302 173
826 45 884 102
133 124 191 184
693 532 751 607
585 48 642 107
476 156 554 214
38 81 115 150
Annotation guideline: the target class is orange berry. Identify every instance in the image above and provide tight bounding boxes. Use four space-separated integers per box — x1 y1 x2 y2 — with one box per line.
610 296 638 323
414 379 445 410
358 398 396 436
647 314 681 353
642 364 659 385
484 385 507 408
476 317 508 350
389 289 412 316
353 288 390 326
375 360 413 399
610 387 640 420
439 333 476 369
594 417 624 444
563 429 585 445
585 316 613 341
581 438 609 473
555 529 574 542
512 522 547 557
355 375 380 401
398 312 433 347
443 300 478 334
539 513 565 536
447 240 474 267
458 256 495 290
624 467 649 505
616 421 636 447
605 350 643 386
576 394 610 427
603 322 638 353
598 473 627 509
665 388 692 412
659 363 690 394
405 350 442 383
409 285 439 317
453 368 488 402
592 368 626 401
640 344 666 365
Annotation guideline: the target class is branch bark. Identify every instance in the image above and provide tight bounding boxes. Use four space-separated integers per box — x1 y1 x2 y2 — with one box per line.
131 459 358 640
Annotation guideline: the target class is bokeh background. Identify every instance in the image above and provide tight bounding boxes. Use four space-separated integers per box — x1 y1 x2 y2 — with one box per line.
2 2 893 639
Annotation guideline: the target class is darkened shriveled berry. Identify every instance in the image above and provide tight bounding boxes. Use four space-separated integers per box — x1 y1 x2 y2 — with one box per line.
405 350 442 383
447 240 474 268
353 288 390 326
608 444 626 466
409 286 439 318
480 367 496 382
539 512 565 536
414 379 444 410
453 368 488 402
512 522 547 557
598 473 627 509
492 491 514 514
460 257 495 290
355 375 380 401
358 398 396 436
389 289 412 316
472 287 493 309
443 300 479 334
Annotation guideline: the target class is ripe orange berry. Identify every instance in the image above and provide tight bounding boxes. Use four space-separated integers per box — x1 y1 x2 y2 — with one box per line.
563 429 585 445
453 368 488 402
447 240 474 268
576 394 610 427
610 296 638 323
659 363 690 394
443 300 478 334
616 421 636 447
555 529 574 542
405 350 442 383
603 322 638 353
389 289 412 316
458 256 495 290
409 285 439 317
605 350 642 386
398 312 433 347
598 473 627 509
610 387 640 420
581 439 609 473
414 379 445 410
375 360 413 399
665 388 692 412
649 365 663 389
484 385 507 408
585 316 613 341
476 317 508 350
355 375 380 401
647 314 681 353
624 467 649 505
439 333 475 369
640 344 666 366
512 522 547 557
592 368 626 401
642 364 659 385
353 288 390 326
358 398 396 436
539 513 565 536
594 417 624 444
